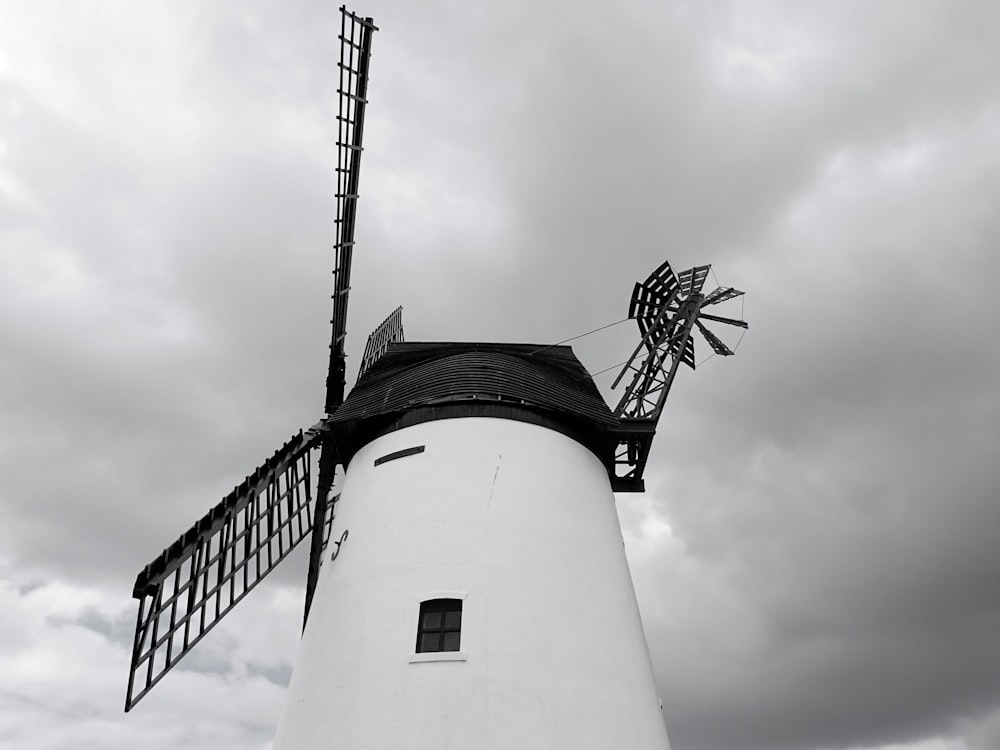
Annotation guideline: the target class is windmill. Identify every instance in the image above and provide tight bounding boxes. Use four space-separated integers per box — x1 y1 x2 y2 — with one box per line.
124 6 747 748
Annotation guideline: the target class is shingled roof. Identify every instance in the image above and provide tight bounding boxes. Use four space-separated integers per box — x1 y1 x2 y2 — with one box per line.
326 342 619 465
333 341 616 425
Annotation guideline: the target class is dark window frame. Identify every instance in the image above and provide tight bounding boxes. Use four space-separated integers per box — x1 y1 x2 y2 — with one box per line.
415 598 462 653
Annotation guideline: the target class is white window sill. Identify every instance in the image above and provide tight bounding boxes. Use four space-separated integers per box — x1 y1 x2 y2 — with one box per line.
409 651 467 663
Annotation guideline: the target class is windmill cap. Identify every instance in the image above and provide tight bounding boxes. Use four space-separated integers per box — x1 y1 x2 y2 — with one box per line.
328 341 619 466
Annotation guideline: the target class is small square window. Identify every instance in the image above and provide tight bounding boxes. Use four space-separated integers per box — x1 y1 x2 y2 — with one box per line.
415 598 463 653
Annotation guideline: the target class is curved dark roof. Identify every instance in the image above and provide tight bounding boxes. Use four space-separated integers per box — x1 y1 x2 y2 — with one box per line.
332 342 616 427
326 342 618 465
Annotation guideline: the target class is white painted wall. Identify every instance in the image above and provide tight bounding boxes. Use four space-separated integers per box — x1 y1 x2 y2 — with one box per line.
272 417 671 750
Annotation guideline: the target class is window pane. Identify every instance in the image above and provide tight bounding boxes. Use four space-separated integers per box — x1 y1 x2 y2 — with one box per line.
422 611 441 630
444 610 461 629
420 632 440 652
442 631 460 651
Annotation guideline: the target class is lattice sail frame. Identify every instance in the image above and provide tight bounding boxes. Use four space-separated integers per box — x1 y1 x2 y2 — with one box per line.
325 6 378 414
125 5 381 713
126 426 327 710
308 3 378 634
358 306 404 381
609 260 747 491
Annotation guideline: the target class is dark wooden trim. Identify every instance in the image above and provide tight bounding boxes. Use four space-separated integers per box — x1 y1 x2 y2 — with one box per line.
374 444 425 467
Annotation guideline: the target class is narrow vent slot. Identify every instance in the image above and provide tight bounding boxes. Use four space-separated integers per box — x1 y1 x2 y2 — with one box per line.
374 445 425 467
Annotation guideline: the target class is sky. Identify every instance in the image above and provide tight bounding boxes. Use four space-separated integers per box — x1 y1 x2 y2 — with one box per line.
1 1 998 748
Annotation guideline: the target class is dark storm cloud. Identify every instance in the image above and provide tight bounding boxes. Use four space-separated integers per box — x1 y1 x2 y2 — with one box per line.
615 6 1000 741
1 1 998 749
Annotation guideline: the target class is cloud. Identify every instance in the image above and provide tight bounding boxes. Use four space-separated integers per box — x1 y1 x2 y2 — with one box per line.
0 563 302 750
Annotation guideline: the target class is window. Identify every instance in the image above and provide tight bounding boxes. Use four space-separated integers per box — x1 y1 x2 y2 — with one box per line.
415 598 462 653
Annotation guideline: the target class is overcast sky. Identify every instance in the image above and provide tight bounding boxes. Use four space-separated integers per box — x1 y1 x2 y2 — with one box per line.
2 1 999 749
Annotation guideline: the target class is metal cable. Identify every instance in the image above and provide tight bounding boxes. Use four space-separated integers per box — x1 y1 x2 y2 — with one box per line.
528 317 632 355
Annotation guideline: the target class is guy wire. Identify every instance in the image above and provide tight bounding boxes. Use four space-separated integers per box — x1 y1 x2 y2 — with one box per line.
529 317 631 355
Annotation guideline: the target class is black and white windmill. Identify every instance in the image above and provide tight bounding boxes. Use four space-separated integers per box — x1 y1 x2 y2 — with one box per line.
124 8 747 748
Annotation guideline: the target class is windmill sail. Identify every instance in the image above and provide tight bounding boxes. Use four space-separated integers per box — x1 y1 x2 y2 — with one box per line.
125 426 325 711
124 5 383 712
357 306 404 381
308 7 378 625
325 7 378 414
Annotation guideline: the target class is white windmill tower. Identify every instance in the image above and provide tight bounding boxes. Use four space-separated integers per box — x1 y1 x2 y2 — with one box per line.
124 7 748 749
